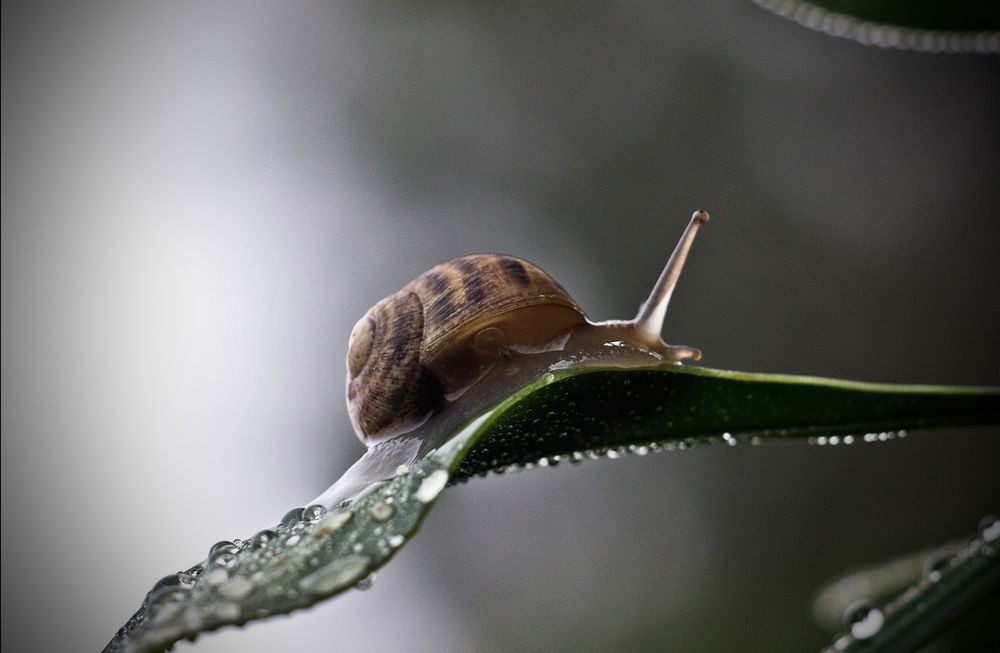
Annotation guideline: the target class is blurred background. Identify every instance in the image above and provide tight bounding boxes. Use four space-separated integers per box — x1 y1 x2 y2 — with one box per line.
3 1 999 651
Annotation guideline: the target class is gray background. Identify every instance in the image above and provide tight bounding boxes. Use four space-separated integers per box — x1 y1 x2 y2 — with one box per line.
3 1 999 651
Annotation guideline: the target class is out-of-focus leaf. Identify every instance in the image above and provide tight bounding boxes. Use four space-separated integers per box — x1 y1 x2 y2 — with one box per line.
818 517 1000 653
753 0 1000 52
105 365 1000 652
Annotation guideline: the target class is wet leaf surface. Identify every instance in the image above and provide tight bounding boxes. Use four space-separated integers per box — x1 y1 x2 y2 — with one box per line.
105 365 1000 652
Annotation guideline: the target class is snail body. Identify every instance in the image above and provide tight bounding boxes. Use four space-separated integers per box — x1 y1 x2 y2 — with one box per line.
347 211 710 447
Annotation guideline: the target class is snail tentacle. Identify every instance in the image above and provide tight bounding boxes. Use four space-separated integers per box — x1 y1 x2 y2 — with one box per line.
632 210 709 349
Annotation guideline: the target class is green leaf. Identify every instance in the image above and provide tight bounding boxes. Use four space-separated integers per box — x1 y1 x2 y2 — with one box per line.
454 365 1000 479
105 365 1000 652
816 517 1000 652
752 0 1000 52
812 543 947 632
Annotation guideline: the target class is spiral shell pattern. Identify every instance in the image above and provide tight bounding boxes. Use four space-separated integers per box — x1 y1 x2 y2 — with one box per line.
346 254 586 444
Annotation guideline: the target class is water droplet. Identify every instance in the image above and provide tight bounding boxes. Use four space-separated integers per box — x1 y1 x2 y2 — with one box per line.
183 563 204 578
251 529 277 550
214 552 239 569
298 554 371 596
979 515 1000 543
844 601 884 640
315 510 353 537
177 572 196 589
387 534 405 548
284 534 301 547
214 602 241 621
415 469 449 503
351 542 364 554
280 507 304 526
843 435 854 445
395 464 410 476
209 541 237 561
203 566 229 585
149 599 184 625
149 574 181 596
181 607 203 631
541 372 555 384
303 505 326 522
923 550 951 583
722 432 736 447
218 576 255 600
369 501 394 521
355 573 376 590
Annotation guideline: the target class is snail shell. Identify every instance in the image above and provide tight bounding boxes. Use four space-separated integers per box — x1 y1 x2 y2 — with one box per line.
347 211 709 446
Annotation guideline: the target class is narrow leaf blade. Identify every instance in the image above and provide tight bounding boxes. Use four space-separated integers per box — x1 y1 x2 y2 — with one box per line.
753 0 1000 52
456 365 1000 478
106 365 1000 652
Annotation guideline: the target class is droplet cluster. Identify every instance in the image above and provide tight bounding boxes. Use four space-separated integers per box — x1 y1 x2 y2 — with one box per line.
452 370 928 481
820 515 999 652
109 446 456 653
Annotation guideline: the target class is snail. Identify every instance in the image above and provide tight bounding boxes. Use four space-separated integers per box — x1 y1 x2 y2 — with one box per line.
346 211 709 449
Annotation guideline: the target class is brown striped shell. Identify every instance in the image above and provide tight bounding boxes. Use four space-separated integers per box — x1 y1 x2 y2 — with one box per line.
346 254 588 444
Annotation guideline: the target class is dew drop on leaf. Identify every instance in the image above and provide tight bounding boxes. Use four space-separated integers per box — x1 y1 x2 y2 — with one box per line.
149 574 182 596
251 529 277 550
844 600 884 640
415 470 449 503
217 576 256 600
298 555 371 596
280 507 305 526
208 541 237 561
214 552 239 569
213 603 241 621
314 510 353 537
369 501 394 521
355 573 376 591
923 550 952 583
302 505 326 522
203 566 229 585
979 515 999 543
